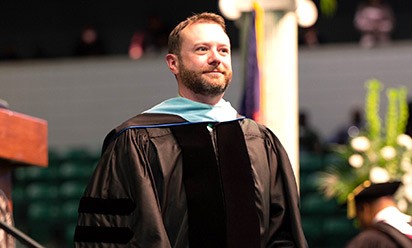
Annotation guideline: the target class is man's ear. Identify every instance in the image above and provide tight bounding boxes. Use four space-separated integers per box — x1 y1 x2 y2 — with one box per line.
165 54 179 74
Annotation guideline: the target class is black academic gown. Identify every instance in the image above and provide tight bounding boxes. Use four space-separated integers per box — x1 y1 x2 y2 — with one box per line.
74 113 308 248
346 221 412 248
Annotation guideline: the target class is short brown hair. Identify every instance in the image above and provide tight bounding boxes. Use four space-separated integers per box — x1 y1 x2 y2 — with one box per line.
168 12 227 55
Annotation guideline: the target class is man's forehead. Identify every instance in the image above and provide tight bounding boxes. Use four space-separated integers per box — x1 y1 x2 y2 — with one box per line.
181 22 230 45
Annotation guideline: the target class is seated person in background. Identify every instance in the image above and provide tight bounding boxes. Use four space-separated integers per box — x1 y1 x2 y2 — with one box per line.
299 111 323 153
345 181 412 247
329 107 364 145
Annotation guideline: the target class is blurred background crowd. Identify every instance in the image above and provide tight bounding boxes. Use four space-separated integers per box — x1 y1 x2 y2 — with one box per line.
0 0 411 61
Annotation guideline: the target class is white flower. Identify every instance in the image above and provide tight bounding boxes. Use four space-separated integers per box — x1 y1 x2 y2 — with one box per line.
370 167 390 183
348 154 364 168
380 146 396 160
403 173 412 186
404 185 412 202
397 134 412 150
397 198 408 212
350 136 370 152
401 157 412 171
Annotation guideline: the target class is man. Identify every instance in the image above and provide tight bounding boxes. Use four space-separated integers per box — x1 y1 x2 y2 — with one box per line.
346 181 412 247
74 12 307 248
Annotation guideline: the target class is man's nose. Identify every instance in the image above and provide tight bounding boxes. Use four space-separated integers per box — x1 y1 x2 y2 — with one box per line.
208 49 222 65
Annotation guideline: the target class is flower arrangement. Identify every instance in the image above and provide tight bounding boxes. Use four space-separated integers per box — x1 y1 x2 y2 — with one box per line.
318 79 412 215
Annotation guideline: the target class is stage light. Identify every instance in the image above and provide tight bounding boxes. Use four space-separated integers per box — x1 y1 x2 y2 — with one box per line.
296 0 318 27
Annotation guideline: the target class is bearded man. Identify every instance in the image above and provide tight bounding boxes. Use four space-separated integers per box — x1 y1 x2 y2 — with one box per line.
74 12 307 248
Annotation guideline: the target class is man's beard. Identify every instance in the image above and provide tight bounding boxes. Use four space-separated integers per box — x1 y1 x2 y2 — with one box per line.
178 62 232 97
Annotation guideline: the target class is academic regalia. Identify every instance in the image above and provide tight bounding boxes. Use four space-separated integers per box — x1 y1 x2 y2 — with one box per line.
346 182 412 248
73 111 307 248
346 221 412 248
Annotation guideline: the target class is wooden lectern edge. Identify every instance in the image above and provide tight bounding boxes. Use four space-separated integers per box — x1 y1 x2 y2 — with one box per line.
0 158 47 168
0 108 48 220
0 108 48 168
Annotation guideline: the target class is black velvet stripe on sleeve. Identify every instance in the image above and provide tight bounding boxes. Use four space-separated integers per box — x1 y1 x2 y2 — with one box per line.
74 226 134 244
78 197 136 215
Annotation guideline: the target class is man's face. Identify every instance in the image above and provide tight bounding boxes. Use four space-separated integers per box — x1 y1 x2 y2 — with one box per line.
176 22 232 97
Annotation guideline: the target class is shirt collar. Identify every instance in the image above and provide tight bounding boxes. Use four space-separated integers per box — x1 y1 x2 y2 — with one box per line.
374 206 412 235
142 97 240 123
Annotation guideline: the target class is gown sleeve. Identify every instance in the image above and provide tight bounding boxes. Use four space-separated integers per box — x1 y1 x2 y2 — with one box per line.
265 128 308 248
74 129 171 248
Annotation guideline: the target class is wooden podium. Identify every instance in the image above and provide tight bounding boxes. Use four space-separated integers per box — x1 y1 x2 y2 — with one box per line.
0 108 48 212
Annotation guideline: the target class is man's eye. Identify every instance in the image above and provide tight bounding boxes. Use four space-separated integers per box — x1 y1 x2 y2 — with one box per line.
220 48 229 54
197 47 208 52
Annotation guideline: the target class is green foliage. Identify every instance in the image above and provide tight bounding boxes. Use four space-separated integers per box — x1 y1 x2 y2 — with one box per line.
318 79 412 213
320 0 338 17
365 79 382 141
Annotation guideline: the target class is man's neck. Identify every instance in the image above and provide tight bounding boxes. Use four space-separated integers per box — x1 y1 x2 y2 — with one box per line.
178 90 224 106
371 197 397 218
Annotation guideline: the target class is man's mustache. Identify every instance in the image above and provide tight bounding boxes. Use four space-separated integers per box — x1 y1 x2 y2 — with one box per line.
203 66 227 74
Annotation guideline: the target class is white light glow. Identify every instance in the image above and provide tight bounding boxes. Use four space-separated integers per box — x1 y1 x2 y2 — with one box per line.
296 0 318 28
219 0 242 20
